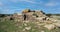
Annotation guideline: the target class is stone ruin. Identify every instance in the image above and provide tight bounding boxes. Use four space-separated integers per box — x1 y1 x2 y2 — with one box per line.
11 9 50 22
5 9 60 30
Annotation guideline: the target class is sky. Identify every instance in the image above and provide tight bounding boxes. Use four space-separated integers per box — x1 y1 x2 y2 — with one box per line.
0 0 60 14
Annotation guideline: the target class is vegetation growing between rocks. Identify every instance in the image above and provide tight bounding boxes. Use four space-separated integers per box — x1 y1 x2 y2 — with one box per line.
0 9 60 32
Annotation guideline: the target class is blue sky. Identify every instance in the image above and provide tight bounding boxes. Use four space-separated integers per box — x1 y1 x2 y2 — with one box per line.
0 0 60 14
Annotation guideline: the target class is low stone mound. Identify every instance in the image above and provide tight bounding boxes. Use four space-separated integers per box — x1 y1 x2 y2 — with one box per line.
5 9 60 31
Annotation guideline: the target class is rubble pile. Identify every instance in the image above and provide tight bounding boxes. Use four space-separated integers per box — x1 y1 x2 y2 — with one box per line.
6 9 60 31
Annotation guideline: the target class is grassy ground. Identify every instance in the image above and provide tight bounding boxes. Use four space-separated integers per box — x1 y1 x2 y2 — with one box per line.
0 17 60 32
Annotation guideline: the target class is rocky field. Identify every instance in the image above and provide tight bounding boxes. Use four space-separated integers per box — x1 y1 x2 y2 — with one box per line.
0 9 60 32
0 17 60 32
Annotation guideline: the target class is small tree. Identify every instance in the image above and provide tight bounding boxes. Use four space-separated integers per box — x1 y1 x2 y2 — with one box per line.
40 11 45 14
46 14 52 17
0 14 6 17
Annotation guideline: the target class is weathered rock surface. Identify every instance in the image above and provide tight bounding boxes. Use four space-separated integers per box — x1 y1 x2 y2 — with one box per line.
44 24 56 30
4 9 60 31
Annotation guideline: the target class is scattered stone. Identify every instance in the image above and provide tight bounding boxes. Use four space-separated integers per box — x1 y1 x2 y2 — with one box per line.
53 23 60 28
2 9 60 32
25 26 31 30
45 21 53 24
24 23 27 26
22 29 25 31
23 21 29 23
41 30 45 32
44 24 55 30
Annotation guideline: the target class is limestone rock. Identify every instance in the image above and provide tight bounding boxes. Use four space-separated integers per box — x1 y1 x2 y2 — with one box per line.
45 21 53 24
41 31 45 32
53 23 60 27
44 24 55 30
22 9 31 13
25 26 31 30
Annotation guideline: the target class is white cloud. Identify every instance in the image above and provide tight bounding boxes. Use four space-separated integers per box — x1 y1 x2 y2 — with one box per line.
1 9 15 14
20 0 36 3
45 0 59 7
45 2 58 6
10 0 36 4
10 0 19 3
0 2 3 6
